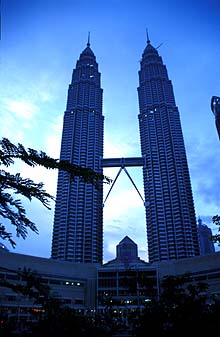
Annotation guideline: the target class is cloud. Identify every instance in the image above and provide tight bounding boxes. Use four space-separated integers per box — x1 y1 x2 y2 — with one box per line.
0 98 38 142
186 134 220 220
45 115 63 158
103 182 147 262
104 184 144 218
102 143 148 261
4 99 38 119
183 132 220 243
103 215 148 263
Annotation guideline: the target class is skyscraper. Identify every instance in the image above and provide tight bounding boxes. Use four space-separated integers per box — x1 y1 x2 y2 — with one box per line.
197 218 215 255
138 36 200 262
51 38 104 263
211 96 220 141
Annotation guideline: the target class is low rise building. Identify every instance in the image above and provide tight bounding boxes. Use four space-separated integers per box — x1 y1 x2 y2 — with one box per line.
97 237 158 314
1 237 220 325
0 246 98 326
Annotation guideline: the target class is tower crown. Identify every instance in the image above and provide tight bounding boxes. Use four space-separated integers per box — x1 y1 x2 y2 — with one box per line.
142 41 158 58
80 34 95 59
80 45 95 58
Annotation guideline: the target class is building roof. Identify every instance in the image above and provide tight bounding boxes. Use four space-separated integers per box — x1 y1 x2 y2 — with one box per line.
103 236 151 269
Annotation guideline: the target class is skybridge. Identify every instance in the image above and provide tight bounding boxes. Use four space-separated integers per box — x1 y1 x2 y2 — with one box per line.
100 156 147 207
100 156 146 168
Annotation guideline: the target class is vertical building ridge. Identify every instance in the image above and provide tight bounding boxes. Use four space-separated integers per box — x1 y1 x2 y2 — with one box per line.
138 39 200 262
51 41 104 263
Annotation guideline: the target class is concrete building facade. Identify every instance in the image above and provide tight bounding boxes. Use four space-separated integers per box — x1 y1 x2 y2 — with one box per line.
0 246 98 325
1 241 220 321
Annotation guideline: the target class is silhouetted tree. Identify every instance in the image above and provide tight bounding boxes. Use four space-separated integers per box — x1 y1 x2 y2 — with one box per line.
135 274 220 336
0 267 106 337
0 137 111 247
211 214 220 245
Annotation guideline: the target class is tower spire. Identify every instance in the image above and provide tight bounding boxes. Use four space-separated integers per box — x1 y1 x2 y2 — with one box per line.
146 28 150 44
87 31 90 47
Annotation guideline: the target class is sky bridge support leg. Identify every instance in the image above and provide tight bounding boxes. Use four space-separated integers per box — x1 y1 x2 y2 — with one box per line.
103 166 145 207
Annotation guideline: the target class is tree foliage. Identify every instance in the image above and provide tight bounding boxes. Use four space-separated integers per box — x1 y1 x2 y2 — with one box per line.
0 266 54 309
135 274 220 335
0 137 111 247
1 269 220 336
211 215 220 245
0 267 105 337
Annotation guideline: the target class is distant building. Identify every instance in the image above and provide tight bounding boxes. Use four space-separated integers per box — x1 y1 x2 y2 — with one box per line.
197 218 215 255
211 96 220 140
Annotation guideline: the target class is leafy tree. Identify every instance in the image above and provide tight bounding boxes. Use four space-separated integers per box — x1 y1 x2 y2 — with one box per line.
211 215 220 245
0 267 106 337
0 137 111 247
0 266 56 309
135 274 220 335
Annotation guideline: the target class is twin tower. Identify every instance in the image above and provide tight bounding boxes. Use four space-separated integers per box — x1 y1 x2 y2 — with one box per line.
51 37 200 264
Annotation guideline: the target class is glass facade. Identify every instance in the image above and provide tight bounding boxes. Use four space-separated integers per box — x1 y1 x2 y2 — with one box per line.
51 41 104 263
51 36 200 265
138 38 200 262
